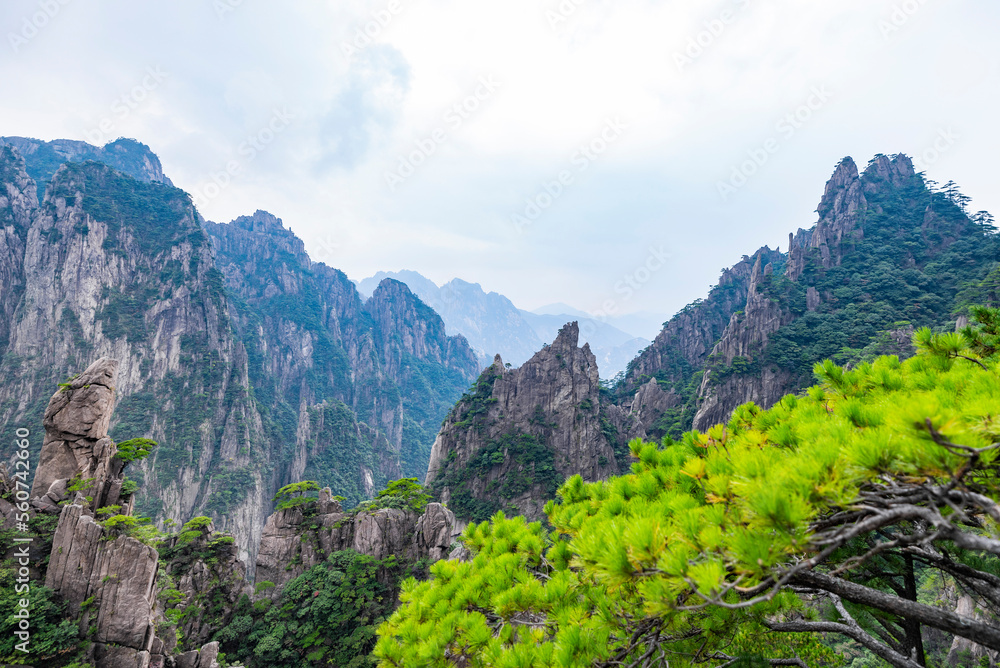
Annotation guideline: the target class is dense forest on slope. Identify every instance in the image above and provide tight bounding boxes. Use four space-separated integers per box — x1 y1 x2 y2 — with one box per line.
617 154 999 439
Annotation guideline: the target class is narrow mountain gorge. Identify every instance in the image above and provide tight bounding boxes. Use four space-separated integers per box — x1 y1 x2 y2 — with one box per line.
0 138 479 565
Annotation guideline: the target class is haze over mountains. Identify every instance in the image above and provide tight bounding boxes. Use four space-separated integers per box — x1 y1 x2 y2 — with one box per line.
356 270 657 377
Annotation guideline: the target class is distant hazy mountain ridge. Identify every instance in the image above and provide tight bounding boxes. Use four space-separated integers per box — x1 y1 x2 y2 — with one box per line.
357 270 655 377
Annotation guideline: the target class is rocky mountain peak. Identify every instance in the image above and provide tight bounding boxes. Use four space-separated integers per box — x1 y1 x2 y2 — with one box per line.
818 156 860 212
205 209 313 280
231 209 287 234
425 319 635 522
548 320 582 354
862 153 915 190
787 155 868 280
0 136 173 189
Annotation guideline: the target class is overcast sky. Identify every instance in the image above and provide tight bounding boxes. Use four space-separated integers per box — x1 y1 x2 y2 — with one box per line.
1 1 997 322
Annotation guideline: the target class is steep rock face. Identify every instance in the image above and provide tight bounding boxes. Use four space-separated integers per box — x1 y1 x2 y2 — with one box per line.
0 158 268 563
786 157 867 281
38 358 160 668
669 153 991 431
205 210 398 501
0 136 173 189
31 358 131 513
628 378 680 435
1 144 480 566
32 357 246 668
614 246 784 437
946 594 996 666
0 147 33 354
254 490 457 592
692 256 795 430
364 278 482 475
426 323 636 522
156 521 251 652
621 248 782 394
204 212 480 494
366 278 479 381
359 272 545 368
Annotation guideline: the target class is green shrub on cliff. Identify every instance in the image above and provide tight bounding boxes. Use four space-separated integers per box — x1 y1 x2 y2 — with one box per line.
0 567 83 665
217 551 402 667
371 478 430 514
273 481 320 511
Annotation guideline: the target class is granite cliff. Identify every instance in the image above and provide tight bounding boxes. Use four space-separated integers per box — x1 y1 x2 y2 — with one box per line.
425 322 638 522
28 358 227 668
8 357 462 667
0 139 479 567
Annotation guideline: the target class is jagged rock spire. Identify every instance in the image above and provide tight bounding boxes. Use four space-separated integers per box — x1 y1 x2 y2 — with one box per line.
31 358 124 512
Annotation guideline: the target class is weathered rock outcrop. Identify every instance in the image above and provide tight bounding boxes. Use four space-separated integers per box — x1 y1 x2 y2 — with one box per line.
31 358 128 512
156 520 251 652
32 358 244 668
692 254 795 430
628 377 680 435
946 594 997 666
426 323 638 521
786 157 868 281
616 246 783 437
254 488 457 592
38 358 159 668
621 247 783 395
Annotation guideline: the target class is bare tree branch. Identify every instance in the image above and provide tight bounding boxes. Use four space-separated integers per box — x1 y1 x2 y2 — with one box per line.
790 571 1000 651
765 595 921 668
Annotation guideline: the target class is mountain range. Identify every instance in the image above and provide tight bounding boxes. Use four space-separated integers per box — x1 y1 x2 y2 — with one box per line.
356 270 654 377
425 153 1000 521
1 135 997 668
1 135 996 567
0 136 478 565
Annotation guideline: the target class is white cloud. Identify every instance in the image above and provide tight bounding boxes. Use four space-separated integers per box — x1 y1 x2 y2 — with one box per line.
0 0 997 317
